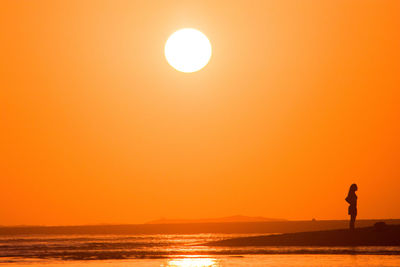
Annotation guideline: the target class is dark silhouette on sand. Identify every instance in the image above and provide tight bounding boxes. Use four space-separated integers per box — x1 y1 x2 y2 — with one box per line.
345 183 358 230
206 223 400 247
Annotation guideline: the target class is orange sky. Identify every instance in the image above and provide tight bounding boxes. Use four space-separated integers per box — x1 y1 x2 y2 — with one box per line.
1 0 399 225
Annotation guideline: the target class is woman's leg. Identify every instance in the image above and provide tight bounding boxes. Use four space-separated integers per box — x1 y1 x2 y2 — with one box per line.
350 214 356 230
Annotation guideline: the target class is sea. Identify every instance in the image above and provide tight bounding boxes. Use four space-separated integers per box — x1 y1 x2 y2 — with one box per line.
0 233 400 266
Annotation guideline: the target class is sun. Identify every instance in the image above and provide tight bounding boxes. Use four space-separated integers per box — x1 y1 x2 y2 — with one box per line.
165 28 212 73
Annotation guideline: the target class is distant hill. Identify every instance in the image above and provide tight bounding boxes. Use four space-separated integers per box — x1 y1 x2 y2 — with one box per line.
145 215 286 224
1 219 400 235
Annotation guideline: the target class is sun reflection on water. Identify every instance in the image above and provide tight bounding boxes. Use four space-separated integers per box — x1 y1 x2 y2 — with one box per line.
166 257 219 267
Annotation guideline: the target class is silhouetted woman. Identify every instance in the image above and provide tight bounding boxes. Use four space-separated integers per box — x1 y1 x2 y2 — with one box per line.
345 184 358 230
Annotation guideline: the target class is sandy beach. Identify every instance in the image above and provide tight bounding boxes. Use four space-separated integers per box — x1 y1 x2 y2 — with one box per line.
207 224 400 247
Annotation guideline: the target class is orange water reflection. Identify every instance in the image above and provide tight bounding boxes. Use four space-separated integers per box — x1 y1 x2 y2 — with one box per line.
166 257 219 267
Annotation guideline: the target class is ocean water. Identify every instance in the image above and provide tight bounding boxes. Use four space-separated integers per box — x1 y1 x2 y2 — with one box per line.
0 234 399 266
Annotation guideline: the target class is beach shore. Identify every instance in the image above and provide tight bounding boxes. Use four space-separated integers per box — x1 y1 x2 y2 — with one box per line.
206 224 400 247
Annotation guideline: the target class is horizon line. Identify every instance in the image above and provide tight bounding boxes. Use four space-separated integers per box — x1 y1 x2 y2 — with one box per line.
2 218 400 228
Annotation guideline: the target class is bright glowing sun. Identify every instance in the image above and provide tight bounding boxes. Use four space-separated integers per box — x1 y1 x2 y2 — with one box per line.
165 28 212 73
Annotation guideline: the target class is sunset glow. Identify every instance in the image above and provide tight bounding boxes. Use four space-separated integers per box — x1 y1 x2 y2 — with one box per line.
1 0 399 226
2 1 400 266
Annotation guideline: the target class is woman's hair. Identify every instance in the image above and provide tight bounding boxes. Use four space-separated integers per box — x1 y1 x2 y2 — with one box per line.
348 183 358 195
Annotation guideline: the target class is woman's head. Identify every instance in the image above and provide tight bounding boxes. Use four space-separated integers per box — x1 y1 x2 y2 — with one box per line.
349 183 358 192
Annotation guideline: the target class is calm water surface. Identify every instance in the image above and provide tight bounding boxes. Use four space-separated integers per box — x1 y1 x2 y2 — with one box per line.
0 234 399 266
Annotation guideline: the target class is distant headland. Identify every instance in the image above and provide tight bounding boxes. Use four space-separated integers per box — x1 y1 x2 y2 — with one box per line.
145 215 286 224
1 219 399 236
